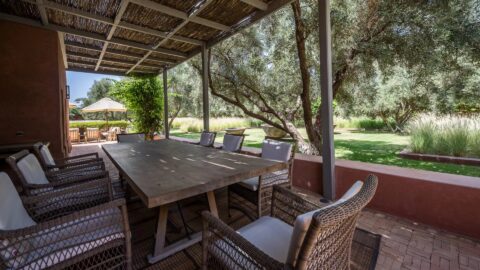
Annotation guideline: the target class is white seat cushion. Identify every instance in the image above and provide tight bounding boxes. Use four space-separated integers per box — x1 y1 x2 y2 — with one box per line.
237 216 293 263
286 181 364 265
17 154 49 185
39 146 56 167
0 172 36 230
238 177 259 191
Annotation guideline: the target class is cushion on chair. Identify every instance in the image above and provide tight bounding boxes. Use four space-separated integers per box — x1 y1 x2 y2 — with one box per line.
17 154 50 185
39 145 56 167
222 134 243 152
286 181 364 265
237 216 293 263
238 177 259 191
0 172 37 230
261 140 292 162
199 132 215 147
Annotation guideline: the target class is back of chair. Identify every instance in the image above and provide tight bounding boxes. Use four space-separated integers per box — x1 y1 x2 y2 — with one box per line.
86 128 100 141
6 150 50 192
117 133 145 143
69 128 80 142
222 134 244 152
261 139 292 162
199 131 216 147
32 142 56 169
294 175 378 270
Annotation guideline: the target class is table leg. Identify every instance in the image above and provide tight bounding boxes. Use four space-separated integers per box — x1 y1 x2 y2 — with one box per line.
148 190 220 264
153 205 169 256
206 191 219 217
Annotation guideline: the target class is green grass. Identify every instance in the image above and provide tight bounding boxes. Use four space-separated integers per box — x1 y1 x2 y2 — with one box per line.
171 128 480 178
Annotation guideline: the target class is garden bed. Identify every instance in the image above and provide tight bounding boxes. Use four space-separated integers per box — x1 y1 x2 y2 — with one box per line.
399 150 480 166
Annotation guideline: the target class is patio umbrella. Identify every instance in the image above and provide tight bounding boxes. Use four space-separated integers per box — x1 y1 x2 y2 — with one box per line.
81 97 127 127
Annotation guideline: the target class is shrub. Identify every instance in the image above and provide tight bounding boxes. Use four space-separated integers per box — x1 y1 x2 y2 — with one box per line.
70 120 129 130
172 117 261 133
334 117 390 130
408 115 480 158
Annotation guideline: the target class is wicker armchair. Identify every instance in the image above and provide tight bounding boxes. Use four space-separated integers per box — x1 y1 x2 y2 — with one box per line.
217 134 245 153
7 150 111 196
32 142 104 172
228 139 295 219
0 173 131 270
202 175 378 270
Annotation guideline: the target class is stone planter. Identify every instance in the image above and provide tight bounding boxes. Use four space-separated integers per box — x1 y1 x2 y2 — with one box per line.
225 127 246 135
261 124 287 139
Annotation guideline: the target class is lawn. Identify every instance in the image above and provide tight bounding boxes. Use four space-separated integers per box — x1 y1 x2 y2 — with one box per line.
170 128 480 177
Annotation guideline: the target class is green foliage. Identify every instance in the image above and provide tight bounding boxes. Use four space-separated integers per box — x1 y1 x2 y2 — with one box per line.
408 115 480 157
75 78 116 108
110 76 163 139
171 117 261 133
334 117 392 130
69 121 129 130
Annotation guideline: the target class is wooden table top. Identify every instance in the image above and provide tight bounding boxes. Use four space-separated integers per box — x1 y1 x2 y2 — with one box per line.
102 140 287 208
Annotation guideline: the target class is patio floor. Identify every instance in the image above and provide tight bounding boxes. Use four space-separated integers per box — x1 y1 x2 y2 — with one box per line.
71 142 480 270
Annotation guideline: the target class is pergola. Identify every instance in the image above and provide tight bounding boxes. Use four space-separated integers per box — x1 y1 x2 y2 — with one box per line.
0 0 336 199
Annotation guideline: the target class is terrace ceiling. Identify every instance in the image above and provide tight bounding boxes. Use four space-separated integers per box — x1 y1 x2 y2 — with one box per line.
0 0 292 76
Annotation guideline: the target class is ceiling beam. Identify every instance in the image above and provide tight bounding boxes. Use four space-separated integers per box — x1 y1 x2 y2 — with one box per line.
36 0 49 25
127 0 213 74
64 40 176 64
95 0 130 71
0 12 187 59
58 32 68 68
67 51 161 68
130 0 230 31
29 0 204 46
240 0 268 11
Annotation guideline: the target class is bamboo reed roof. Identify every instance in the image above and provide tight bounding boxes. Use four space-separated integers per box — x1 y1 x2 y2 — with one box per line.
0 0 292 76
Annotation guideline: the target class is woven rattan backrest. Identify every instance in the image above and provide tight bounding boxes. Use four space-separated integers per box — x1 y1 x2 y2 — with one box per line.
222 134 244 152
199 131 216 147
32 142 56 169
295 175 378 270
6 150 46 191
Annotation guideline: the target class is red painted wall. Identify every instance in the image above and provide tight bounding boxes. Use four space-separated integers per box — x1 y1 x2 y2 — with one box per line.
0 20 68 158
292 154 480 239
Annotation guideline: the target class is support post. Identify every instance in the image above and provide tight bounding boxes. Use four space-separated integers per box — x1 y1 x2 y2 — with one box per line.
318 0 336 200
201 46 210 131
163 68 169 139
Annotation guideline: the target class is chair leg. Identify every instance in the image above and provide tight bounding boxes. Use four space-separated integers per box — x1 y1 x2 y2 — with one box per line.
227 187 231 218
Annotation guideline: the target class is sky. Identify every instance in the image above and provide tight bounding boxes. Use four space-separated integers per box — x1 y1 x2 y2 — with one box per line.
67 71 122 105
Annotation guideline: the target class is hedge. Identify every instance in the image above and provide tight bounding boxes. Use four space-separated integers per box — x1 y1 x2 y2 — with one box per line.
69 121 129 129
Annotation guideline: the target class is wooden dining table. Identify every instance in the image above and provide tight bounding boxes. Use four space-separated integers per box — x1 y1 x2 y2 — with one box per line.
102 139 287 264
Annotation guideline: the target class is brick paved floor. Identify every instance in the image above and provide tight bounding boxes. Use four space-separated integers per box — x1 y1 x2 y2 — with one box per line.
72 142 480 270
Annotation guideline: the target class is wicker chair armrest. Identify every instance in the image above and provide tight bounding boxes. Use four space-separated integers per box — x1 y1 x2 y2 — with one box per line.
55 152 99 164
0 200 129 270
201 211 284 270
270 185 320 226
52 158 104 169
46 162 105 181
45 170 108 186
21 177 113 221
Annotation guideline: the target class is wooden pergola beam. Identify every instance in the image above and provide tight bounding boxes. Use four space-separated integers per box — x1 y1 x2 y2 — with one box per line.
127 0 213 74
130 0 230 32
240 0 268 10
35 0 49 25
64 41 176 65
96 0 130 71
0 12 187 59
